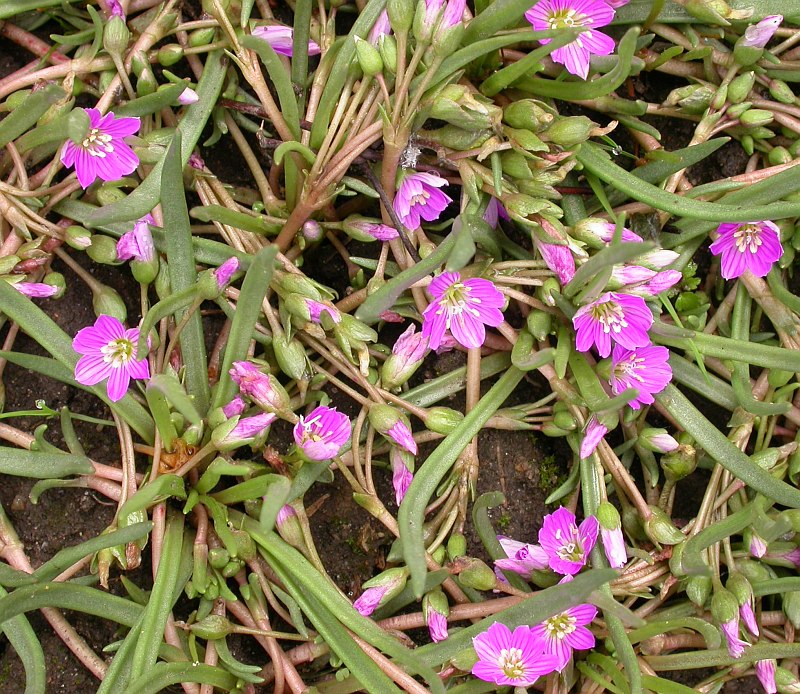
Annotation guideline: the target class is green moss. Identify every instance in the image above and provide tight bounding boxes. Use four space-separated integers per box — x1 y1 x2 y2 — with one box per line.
537 453 563 493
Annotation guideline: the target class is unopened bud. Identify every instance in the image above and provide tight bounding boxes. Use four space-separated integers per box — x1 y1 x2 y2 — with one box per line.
739 109 774 127
424 406 464 434
639 428 679 453
453 556 496 591
711 587 739 624
728 72 755 104
686 574 712 608
92 285 127 322
273 334 308 380
644 505 685 546
387 0 414 33
208 547 230 569
189 614 236 640
158 43 184 66
661 443 697 482
783 590 800 629
189 26 217 46
447 533 467 559
103 16 130 56
378 34 398 73
354 36 383 76
503 99 555 131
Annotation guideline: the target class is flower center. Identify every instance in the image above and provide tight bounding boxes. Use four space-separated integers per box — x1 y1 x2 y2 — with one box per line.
733 224 763 254
410 190 431 207
554 527 584 563
299 415 328 443
82 128 115 158
497 647 527 679
614 355 645 382
590 300 627 334
545 612 578 640
100 338 135 367
547 8 589 29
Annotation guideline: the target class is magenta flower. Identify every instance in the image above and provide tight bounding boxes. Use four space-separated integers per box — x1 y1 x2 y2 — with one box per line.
365 223 399 241
749 532 767 559
73 315 150 401
188 153 205 170
305 299 342 324
221 395 246 418
495 536 549 579
472 622 560 686
536 240 575 285
741 15 782 49
353 568 407 616
427 608 448 642
178 87 199 105
216 412 277 449
393 172 452 229
756 660 777 694
387 420 417 455
381 323 429 390
117 214 156 263
538 507 599 575
721 617 749 658
740 601 759 638
390 448 414 505
251 25 321 57
213 257 240 289
577 219 642 246
525 0 616 80
573 291 653 358
610 344 672 410
580 415 608 459
422 271 505 350
530 604 597 672
709 221 782 279
635 270 682 297
12 282 58 298
293 405 351 460
107 0 124 17
229 361 290 413
61 109 140 189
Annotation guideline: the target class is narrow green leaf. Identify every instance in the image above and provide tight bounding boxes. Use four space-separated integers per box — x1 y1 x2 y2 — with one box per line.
0 84 65 148
117 476 186 520
0 584 46 694
125 663 237 694
114 83 187 118
0 448 94 479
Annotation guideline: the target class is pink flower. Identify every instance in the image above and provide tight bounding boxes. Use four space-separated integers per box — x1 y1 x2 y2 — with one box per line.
438 0 466 31
538 507 598 575
749 532 768 559
251 25 321 57
709 221 782 279
578 220 642 246
472 623 560 686
353 585 389 616
495 536 549 579
740 601 759 637
721 617 749 658
741 16 782 49
220 412 277 447
381 324 429 390
73 315 149 401
117 214 156 263
368 10 392 45
221 395 246 418
393 172 452 229
756 659 777 694
530 604 597 672
213 257 240 289
390 448 414 505
229 361 290 413
636 270 682 297
353 568 407 616
61 109 140 189
536 240 575 285
640 429 679 453
366 223 400 241
600 526 627 568
604 0 628 6
12 282 58 298
610 344 672 410
178 87 199 105
573 291 653 358
387 420 417 455
580 415 608 458
427 608 448 642
483 198 509 228
422 271 505 350
525 0 616 79
107 0 125 17
305 299 341 324
188 153 205 170
293 405 351 460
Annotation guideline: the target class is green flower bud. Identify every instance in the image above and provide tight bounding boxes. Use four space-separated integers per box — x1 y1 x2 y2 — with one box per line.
541 115 594 148
103 15 130 56
644 505 685 547
131 256 160 286
86 235 124 265
735 558 773 583
92 285 127 321
740 109 774 127
741 134 755 155
596 501 621 531
209 547 230 569
727 72 755 104
155 260 171 299
387 0 414 33
526 310 552 341
453 556 496 591
228 527 256 561
158 43 185 66
95 186 127 207
137 68 158 97
43 272 66 299
665 84 714 115
189 614 236 640
429 84 502 131
65 225 92 250
378 34 398 74
423 588 449 620
447 533 467 560
661 443 697 482
424 407 464 435
189 26 216 47
221 559 242 578
541 422 570 437
775 666 800 693
431 545 446 565
412 0 435 43
355 36 383 76
503 99 555 131
726 572 753 607
273 334 308 380
686 575 712 608
747 126 776 140
769 146 792 166
711 586 739 624
553 409 577 432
